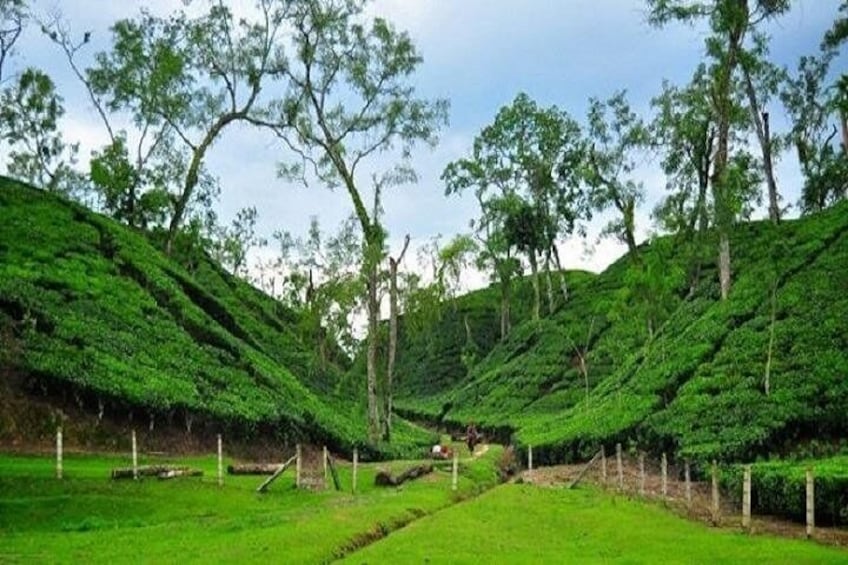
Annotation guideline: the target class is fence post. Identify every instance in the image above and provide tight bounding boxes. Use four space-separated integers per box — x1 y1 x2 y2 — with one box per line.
352 448 358 494
323 446 328 482
56 428 63 480
742 464 752 531
528 445 533 475
685 460 692 508
711 460 720 526
132 430 138 480
806 468 815 538
601 445 607 485
452 451 458 491
616 443 623 490
295 444 302 489
661 453 668 499
217 434 223 487
639 453 645 496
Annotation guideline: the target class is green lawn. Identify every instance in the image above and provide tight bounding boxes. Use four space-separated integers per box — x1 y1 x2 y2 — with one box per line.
0 446 499 563
3 449 847 564
343 485 848 564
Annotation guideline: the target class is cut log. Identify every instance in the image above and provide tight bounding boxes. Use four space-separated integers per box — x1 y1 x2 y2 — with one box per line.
111 465 200 480
158 468 203 480
256 455 298 493
227 463 285 475
375 464 433 487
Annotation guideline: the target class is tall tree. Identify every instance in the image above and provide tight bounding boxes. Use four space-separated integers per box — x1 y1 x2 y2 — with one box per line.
739 31 786 223
444 92 585 321
781 49 847 212
264 0 447 441
584 90 649 263
647 0 789 299
383 234 410 441
0 0 25 85
211 206 267 277
59 1 288 251
0 68 83 195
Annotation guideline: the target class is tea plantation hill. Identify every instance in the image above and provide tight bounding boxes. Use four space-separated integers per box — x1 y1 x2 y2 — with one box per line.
0 177 432 457
391 201 848 466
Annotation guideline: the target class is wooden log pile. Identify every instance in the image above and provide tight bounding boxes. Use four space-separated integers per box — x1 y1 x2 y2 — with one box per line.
375 463 433 487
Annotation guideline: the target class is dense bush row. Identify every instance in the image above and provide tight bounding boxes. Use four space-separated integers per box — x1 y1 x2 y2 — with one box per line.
393 199 848 465
0 178 433 457
722 456 848 526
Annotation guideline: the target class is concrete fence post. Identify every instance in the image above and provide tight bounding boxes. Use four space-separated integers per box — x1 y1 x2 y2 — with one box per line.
452 451 458 491
352 448 358 494
806 468 815 538
742 464 752 530
528 445 533 475
639 453 645 496
295 444 302 489
56 428 63 480
661 453 668 499
616 443 623 490
217 434 223 487
323 446 328 482
711 460 720 526
132 430 138 480
601 445 607 484
685 460 692 508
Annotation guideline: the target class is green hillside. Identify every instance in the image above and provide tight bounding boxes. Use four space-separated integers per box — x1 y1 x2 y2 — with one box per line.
394 203 848 464
0 177 430 456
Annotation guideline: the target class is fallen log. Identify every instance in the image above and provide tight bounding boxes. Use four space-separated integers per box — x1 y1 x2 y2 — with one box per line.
375 463 433 487
158 468 203 480
227 463 285 475
111 465 201 480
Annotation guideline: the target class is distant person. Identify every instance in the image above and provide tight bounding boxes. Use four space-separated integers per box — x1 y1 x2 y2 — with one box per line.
466 422 478 454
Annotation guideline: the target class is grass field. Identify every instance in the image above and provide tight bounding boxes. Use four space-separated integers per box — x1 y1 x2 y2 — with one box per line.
0 445 499 563
2 448 847 564
344 485 848 564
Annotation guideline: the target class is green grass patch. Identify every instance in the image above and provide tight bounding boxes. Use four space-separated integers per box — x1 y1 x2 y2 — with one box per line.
0 446 501 562
344 484 848 564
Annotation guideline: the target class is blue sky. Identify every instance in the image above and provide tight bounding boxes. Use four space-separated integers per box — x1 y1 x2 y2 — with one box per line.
4 0 845 286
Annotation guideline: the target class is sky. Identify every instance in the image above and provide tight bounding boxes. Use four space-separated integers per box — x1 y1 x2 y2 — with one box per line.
3 0 845 292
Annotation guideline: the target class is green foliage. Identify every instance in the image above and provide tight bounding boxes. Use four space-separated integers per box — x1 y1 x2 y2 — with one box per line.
722 456 848 526
0 177 433 456
0 68 83 196
393 200 848 466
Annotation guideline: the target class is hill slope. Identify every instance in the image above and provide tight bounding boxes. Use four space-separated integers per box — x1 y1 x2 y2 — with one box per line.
394 203 848 463
0 177 429 455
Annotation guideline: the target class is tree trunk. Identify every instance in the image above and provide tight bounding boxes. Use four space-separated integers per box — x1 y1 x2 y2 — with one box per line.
499 278 511 340
841 109 848 155
528 250 540 321
741 64 780 223
366 256 380 441
551 244 568 302
718 232 732 300
622 196 640 263
711 22 743 301
383 236 409 442
544 250 555 315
